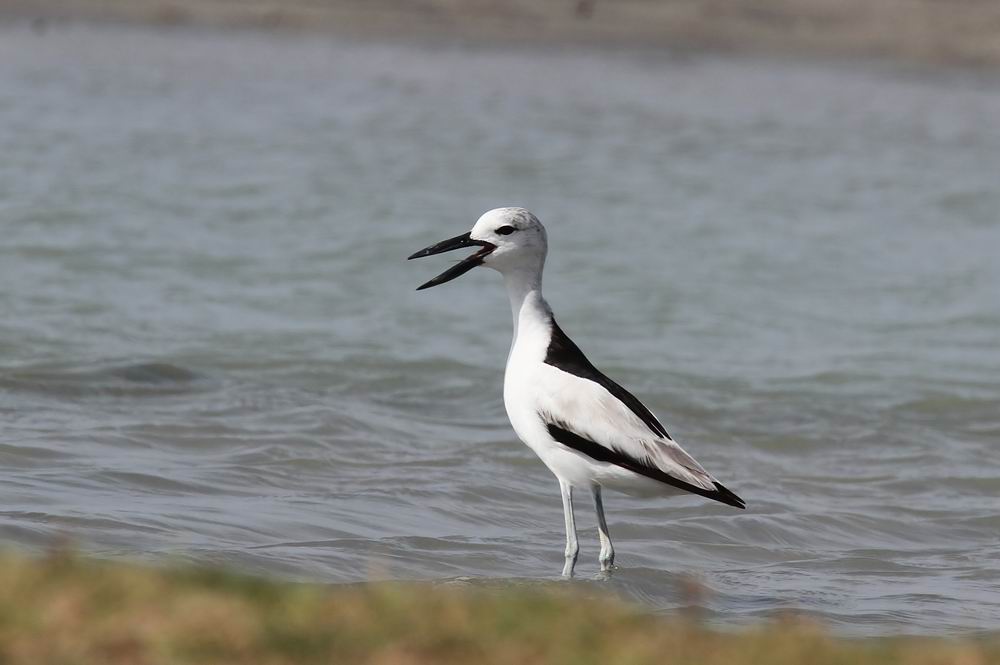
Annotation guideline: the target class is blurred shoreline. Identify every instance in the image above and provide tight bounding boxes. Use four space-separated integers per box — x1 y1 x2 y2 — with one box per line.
3 0 1000 68
3 551 997 664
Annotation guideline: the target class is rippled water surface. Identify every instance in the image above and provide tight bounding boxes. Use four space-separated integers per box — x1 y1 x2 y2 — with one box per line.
1 24 999 636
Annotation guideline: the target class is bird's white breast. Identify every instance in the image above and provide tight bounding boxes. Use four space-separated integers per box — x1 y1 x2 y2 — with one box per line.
502 316 619 488
502 312 551 457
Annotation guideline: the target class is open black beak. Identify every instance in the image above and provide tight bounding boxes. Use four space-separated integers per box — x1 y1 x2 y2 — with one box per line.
407 232 496 290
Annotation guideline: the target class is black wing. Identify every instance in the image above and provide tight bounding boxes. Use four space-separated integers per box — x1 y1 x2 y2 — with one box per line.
544 319 671 439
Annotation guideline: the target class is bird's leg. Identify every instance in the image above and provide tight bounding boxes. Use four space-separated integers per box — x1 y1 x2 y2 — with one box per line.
592 484 615 572
559 480 578 577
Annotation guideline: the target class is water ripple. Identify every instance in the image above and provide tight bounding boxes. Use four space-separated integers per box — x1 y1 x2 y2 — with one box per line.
0 23 998 637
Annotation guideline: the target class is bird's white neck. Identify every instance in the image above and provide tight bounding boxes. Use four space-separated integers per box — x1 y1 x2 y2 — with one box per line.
503 268 551 351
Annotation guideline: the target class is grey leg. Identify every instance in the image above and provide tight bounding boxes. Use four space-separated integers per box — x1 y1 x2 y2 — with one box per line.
593 484 615 572
559 480 578 577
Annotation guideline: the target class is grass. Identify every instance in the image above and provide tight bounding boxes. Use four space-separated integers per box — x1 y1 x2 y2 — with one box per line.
0 551 995 665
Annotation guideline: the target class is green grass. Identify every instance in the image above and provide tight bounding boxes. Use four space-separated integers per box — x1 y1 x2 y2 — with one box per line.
0 551 995 665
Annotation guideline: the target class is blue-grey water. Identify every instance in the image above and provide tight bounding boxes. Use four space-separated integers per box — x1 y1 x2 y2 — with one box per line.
1 23 998 637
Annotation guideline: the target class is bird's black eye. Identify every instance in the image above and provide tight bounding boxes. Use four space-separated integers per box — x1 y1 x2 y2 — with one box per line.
496 225 516 236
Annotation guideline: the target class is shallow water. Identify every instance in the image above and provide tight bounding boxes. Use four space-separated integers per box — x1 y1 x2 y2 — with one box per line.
1 23 999 636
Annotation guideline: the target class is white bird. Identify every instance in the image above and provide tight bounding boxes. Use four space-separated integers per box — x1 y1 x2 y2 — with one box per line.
408 207 745 576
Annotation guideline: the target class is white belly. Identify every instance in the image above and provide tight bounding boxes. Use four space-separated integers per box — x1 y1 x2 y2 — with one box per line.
504 359 670 494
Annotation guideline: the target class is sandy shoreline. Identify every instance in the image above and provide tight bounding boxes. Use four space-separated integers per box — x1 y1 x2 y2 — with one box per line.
3 0 1000 68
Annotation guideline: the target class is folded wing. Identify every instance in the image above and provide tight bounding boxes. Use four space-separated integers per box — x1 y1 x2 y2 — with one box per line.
535 360 745 509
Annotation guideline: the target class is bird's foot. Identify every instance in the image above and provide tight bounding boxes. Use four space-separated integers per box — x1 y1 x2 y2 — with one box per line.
599 549 615 573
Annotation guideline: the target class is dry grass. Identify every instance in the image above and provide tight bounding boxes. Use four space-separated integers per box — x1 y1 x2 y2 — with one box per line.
0 551 996 665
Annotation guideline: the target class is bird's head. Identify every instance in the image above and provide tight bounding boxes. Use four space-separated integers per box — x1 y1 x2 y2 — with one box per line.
407 207 548 290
